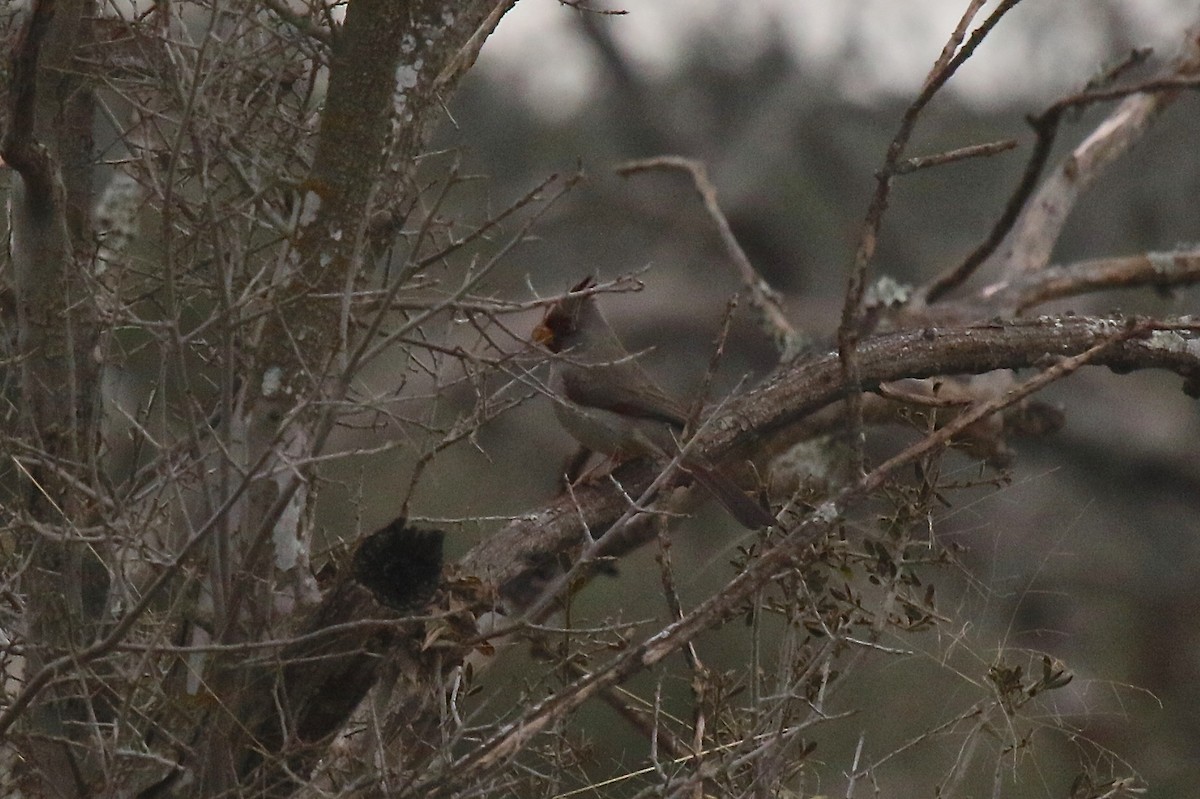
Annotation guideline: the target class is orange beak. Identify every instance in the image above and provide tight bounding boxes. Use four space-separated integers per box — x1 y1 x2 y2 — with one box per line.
532 322 555 348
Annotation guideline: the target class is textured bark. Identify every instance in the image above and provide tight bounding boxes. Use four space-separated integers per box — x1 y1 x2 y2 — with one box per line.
186 2 517 794
461 317 1200 602
2 2 104 796
1 3 1193 797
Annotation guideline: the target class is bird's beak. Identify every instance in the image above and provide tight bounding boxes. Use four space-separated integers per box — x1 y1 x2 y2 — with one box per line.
532 322 555 348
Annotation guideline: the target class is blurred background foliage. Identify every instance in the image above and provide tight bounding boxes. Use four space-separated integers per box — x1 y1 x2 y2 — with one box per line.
305 2 1200 795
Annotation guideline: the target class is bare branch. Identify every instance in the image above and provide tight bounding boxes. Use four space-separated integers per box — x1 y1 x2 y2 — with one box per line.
439 321 1150 791
924 24 1200 302
981 248 1200 312
461 315 1200 603
838 0 1025 473
891 138 1018 175
617 156 799 358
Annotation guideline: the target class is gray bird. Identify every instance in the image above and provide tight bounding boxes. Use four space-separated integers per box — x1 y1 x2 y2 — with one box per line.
533 276 775 529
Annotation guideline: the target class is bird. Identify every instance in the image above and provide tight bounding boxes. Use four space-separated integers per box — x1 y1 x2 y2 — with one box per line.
533 276 775 529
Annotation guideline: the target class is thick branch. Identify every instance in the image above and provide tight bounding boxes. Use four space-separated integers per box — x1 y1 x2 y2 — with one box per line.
435 324 1143 791
462 316 1200 598
980 249 1200 312
1002 57 1200 278
256 0 517 418
924 23 1200 301
301 0 513 271
183 315 1195 792
2 3 104 796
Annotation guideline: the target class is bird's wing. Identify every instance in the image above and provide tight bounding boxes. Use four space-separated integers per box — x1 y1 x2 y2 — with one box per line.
559 363 688 428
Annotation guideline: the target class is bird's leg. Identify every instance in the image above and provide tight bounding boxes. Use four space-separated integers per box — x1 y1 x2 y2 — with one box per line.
561 445 596 488
564 446 593 484
560 445 626 490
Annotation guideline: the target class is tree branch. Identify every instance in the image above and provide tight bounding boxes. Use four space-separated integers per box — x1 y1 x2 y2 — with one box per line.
923 22 1200 302
462 315 1200 603
980 249 1200 312
433 320 1152 792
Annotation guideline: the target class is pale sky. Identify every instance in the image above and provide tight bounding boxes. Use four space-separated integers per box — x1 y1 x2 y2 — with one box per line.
479 0 1200 115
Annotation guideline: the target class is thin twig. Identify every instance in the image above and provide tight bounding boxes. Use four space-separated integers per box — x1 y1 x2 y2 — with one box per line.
558 0 629 14
924 29 1200 302
433 322 1145 794
1080 47 1154 96
617 156 799 358
891 138 1018 175
261 0 332 45
518 392 743 627
838 0 1024 473
0 442 283 736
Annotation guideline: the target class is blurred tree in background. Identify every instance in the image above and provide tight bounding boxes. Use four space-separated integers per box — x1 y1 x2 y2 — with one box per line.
1 1 1198 797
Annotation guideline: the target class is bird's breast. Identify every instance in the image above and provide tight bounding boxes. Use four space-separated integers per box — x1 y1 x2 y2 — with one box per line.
552 398 675 459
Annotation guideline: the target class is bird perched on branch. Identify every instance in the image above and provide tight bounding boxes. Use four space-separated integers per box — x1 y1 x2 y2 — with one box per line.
533 276 774 529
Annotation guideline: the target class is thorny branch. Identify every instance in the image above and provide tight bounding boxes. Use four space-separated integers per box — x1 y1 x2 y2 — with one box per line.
837 0 1025 474
2 2 1199 796
433 322 1155 793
